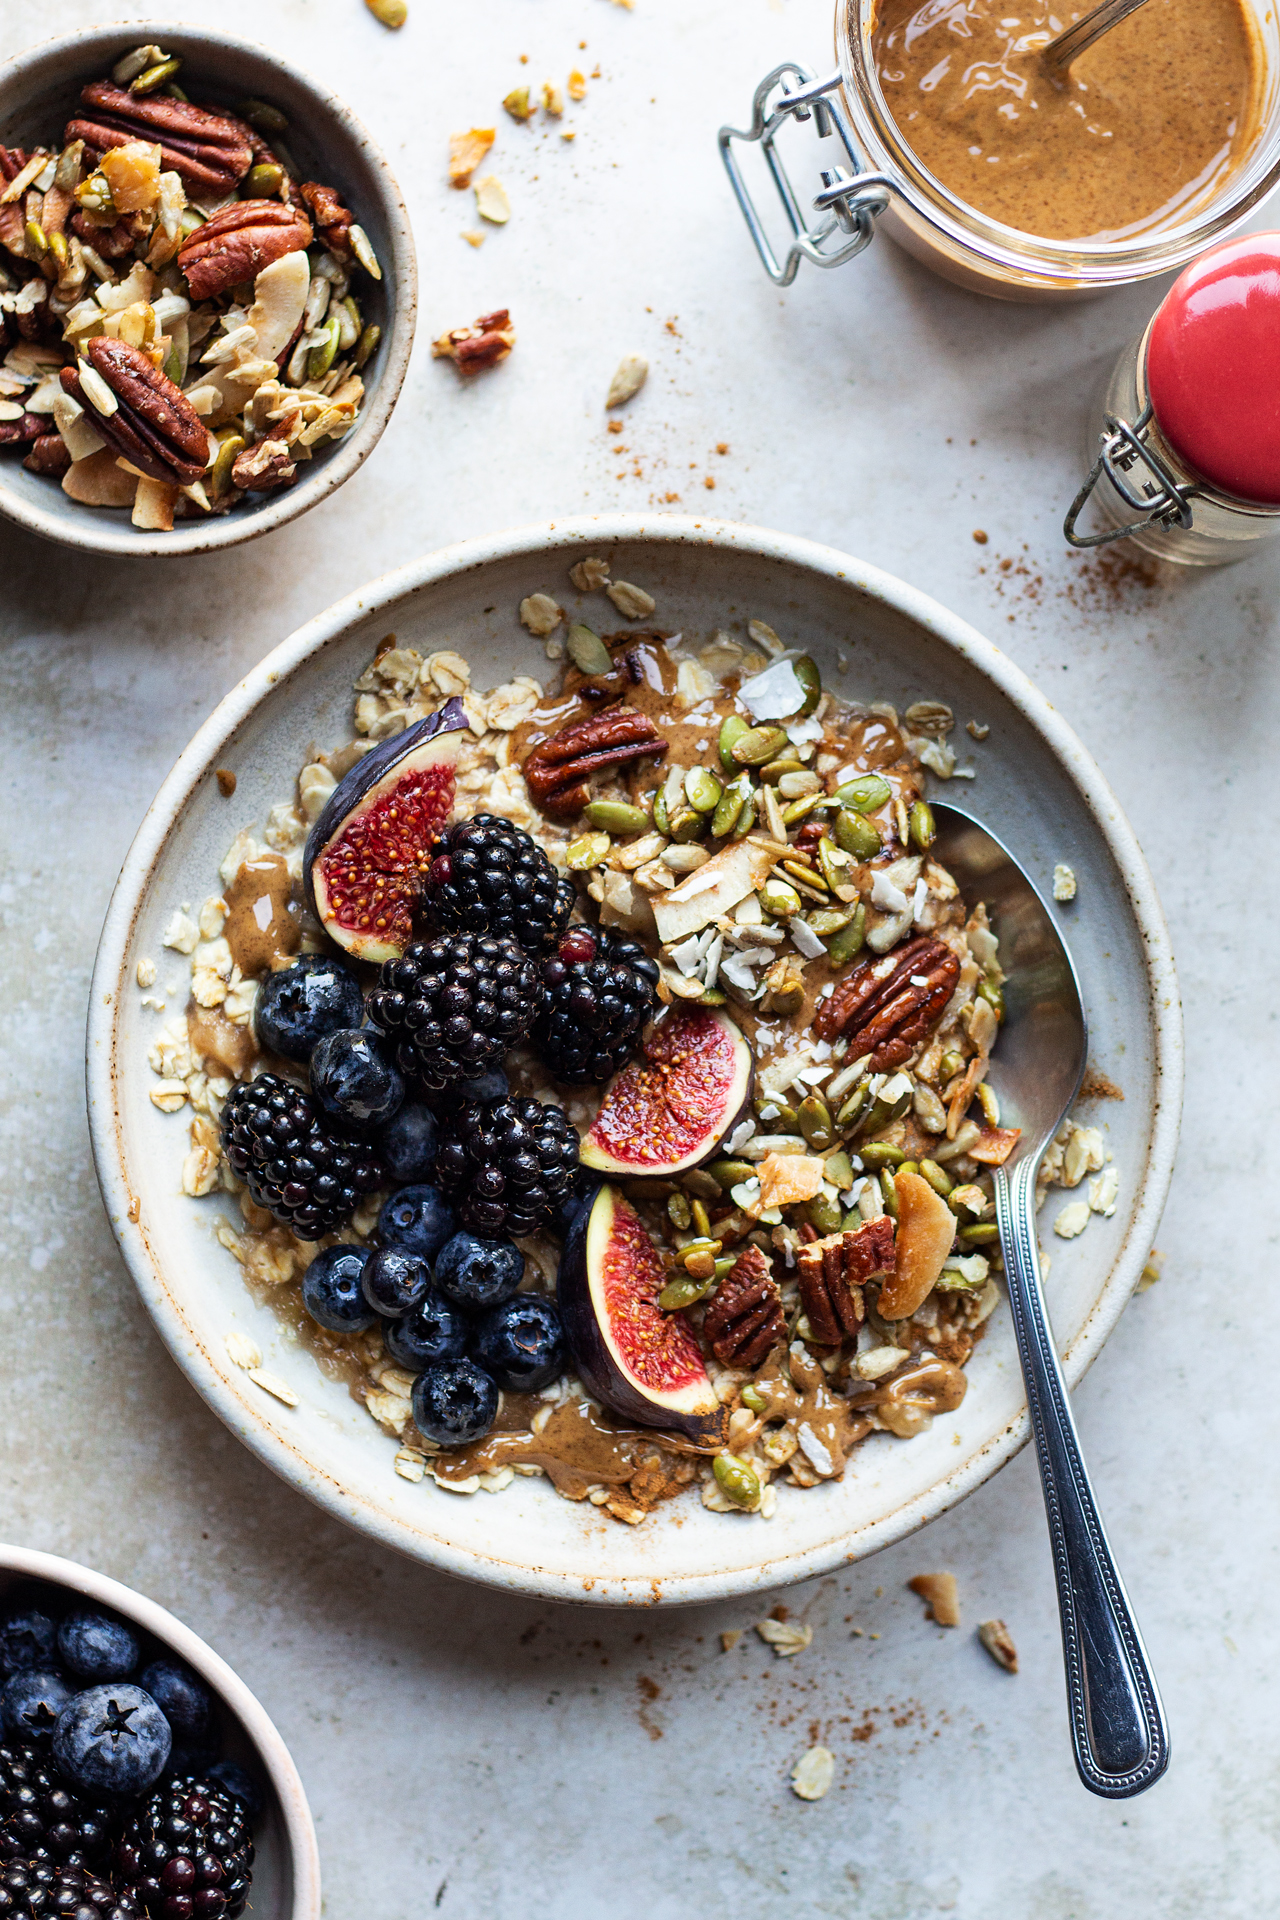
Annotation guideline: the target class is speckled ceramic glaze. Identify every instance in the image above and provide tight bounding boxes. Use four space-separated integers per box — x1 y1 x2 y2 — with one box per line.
0 23 416 557
86 517 1182 1605
0 1544 320 1916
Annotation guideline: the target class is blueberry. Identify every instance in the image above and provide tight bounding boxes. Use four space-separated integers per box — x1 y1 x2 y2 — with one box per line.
206 1758 264 1819
460 1066 509 1103
53 1683 171 1796
471 1295 565 1392
411 1359 499 1448
384 1290 469 1370
254 953 365 1062
375 1102 439 1184
362 1246 431 1318
434 1231 525 1311
301 1244 376 1333
0 1606 57 1678
378 1185 457 1263
138 1658 212 1746
0 1666 74 1743
57 1609 139 1681
310 1027 404 1127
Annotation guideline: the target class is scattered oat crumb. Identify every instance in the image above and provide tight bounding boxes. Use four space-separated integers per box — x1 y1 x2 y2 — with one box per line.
966 719 989 740
569 556 611 591
790 1746 835 1801
126 1196 140 1224
1053 1199 1091 1239
449 127 496 187
703 476 715 490
973 529 989 544
1088 1166 1119 1217
606 352 648 409
247 1368 298 1407
755 1618 813 1657
475 175 511 225
607 419 624 435
162 910 199 955
542 81 564 116
568 68 587 100
394 1447 427 1483
519 592 563 637
149 1080 188 1113
136 957 157 989
502 86 534 123
225 1330 263 1371
561 130 576 142
716 442 728 455
1053 862 1077 902
908 1571 960 1626
606 579 655 620
850 1625 864 1637
978 1618 1018 1672
1136 1247 1164 1292
215 769 236 797
720 1629 742 1652
461 230 485 248
544 637 564 660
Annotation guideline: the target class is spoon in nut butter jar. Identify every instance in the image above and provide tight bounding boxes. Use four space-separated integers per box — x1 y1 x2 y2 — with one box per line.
930 802 1170 1798
1041 0 1154 72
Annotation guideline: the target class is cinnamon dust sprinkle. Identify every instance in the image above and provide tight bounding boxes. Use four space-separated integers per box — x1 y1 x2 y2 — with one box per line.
977 542 1168 618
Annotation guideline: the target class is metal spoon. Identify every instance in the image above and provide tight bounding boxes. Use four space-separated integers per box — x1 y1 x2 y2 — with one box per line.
1042 0 1152 74
930 803 1170 1797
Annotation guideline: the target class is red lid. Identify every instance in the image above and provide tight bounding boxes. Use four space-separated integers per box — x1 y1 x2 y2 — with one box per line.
1146 233 1280 506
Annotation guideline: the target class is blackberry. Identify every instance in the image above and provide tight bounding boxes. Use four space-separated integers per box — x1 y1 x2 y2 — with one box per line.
115 1777 252 1920
0 1857 137 1919
0 1740 114 1870
367 936 542 1091
419 816 574 957
220 1075 383 1239
435 1097 580 1238
533 926 659 1084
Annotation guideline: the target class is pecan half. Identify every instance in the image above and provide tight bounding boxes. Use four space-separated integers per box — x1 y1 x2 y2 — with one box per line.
232 435 297 492
813 933 959 1067
0 148 28 183
178 199 313 301
524 707 668 817
70 209 139 259
61 338 210 485
703 1245 786 1369
67 83 253 193
797 1217 895 1344
432 309 516 376
0 412 44 447
299 180 353 257
23 433 71 477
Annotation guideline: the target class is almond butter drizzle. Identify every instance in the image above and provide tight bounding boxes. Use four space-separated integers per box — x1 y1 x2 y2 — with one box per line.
429 1394 691 1498
222 855 299 977
850 1352 968 1438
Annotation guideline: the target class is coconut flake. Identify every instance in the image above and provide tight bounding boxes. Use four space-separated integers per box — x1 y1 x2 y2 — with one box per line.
871 871 909 913
738 657 806 720
789 917 826 959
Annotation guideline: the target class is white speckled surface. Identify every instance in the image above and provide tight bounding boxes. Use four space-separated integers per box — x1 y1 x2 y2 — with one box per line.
1 0 1276 1913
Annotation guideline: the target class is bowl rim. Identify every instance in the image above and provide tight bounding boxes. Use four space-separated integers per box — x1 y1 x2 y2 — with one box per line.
0 1542 321 1916
0 20 417 558
86 513 1184 1605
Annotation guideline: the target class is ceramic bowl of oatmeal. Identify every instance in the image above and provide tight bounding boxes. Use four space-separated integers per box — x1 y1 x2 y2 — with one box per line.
0 23 415 555
0 1543 320 1916
87 517 1181 1605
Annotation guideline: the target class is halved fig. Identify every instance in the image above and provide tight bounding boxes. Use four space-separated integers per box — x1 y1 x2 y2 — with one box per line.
304 699 468 964
558 1183 727 1443
579 1006 752 1177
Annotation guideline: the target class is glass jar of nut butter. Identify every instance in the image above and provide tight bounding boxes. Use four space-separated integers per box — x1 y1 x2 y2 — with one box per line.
1064 232 1280 562
722 0 1280 300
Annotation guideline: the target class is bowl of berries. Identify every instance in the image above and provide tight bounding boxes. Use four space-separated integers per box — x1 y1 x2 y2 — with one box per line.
0 23 414 554
87 516 1180 1605
0 1544 319 1917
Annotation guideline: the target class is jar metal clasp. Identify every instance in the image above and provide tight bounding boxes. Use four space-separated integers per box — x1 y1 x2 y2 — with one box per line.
1063 404 1202 549
719 64 894 286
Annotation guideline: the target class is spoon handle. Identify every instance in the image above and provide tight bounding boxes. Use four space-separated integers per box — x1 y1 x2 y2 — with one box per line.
993 1154 1170 1796
1042 0 1150 71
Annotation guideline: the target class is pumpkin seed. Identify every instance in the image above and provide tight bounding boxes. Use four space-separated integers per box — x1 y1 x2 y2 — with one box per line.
667 1191 692 1231
755 1096 798 1131
817 836 849 891
740 1384 768 1414
685 767 723 814
826 903 867 965
713 1255 737 1278
245 161 284 197
566 830 611 869
834 773 892 813
978 978 1005 1021
860 1142 906 1169
239 97 290 133
651 784 670 835
919 1158 953 1197
698 986 728 1007
909 800 936 852
708 1158 756 1189
834 809 883 859
782 858 827 893
731 790 758 838
806 1191 843 1236
131 57 182 95
659 1276 714 1311
824 1150 855 1190
682 1169 723 1201
179 207 205 239
958 1222 1000 1244
782 795 823 826
164 82 189 103
761 880 802 918
354 323 381 370
976 1081 1000 1126
307 313 341 381
731 725 791 767
710 774 748 837
807 907 854 937
794 654 822 716
879 1169 899 1219
365 0 408 24
835 1080 873 1132
47 230 68 271
583 800 649 834
760 758 805 784
567 623 613 675
713 1453 762 1510
798 1097 834 1152
209 433 244 498
23 220 46 257
690 1198 712 1238
940 1049 966 1082
897 1161 919 1179
718 713 750 770
669 806 707 843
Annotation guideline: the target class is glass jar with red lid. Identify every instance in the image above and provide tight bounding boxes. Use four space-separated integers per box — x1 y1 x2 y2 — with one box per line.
1065 231 1280 562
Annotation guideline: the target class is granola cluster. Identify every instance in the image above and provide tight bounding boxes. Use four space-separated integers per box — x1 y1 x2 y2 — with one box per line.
0 42 381 530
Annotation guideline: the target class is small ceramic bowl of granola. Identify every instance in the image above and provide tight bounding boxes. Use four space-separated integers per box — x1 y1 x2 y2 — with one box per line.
87 516 1181 1605
0 1543 320 1916
0 23 415 555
